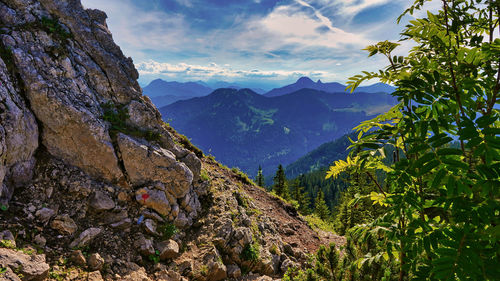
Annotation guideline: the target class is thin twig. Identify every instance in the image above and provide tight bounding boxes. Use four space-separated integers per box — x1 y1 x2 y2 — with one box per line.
366 172 386 197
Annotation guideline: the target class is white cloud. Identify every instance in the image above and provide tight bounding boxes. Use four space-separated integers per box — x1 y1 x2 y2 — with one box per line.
81 0 190 60
136 60 335 81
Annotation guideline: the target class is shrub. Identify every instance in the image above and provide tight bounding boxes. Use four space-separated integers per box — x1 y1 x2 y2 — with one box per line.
240 242 259 262
157 223 178 240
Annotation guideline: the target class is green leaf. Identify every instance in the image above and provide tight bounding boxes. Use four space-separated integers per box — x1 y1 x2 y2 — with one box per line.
431 168 447 188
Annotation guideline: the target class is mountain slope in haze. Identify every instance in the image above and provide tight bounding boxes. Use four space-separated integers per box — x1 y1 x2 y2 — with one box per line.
150 94 198 108
285 133 354 179
161 88 397 176
198 80 267 94
143 79 213 98
264 77 395 97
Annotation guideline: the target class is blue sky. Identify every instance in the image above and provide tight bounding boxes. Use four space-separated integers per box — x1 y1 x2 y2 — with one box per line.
81 0 438 89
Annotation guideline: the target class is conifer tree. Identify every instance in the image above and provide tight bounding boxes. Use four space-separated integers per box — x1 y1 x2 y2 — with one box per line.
291 177 310 214
273 164 289 199
314 189 330 220
256 165 265 187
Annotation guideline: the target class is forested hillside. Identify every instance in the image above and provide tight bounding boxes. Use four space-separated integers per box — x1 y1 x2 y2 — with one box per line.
161 88 396 176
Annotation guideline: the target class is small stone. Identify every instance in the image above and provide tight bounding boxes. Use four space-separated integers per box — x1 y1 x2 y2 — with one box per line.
28 204 36 213
280 258 295 273
70 250 86 266
88 253 105 271
174 212 189 229
207 260 227 281
0 230 16 248
110 218 132 230
87 271 104 281
158 240 179 260
134 236 155 256
117 191 129 202
69 228 102 248
35 208 56 223
227 264 241 278
90 191 115 211
51 214 78 235
143 219 157 235
142 210 165 222
33 234 46 247
171 204 179 218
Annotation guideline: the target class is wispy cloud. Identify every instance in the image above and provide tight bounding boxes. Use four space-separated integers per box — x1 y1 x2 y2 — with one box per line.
136 60 333 81
81 0 414 87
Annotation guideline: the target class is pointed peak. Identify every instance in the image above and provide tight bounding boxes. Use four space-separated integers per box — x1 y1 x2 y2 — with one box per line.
295 77 314 85
317 79 322 84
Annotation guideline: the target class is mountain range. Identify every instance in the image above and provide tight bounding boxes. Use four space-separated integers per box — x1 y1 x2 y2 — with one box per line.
143 79 266 107
160 87 397 176
264 77 395 97
143 77 394 108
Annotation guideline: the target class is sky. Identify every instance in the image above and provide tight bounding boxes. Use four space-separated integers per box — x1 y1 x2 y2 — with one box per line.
80 0 438 89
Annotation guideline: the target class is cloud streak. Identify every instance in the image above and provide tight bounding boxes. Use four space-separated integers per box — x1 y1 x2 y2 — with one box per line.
136 60 332 81
81 0 414 87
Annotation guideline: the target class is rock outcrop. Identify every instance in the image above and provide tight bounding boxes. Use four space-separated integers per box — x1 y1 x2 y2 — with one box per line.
0 1 345 280
0 0 201 223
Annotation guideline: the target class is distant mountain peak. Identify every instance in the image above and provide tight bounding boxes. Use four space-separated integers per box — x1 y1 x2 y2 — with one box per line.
296 76 314 85
317 79 322 84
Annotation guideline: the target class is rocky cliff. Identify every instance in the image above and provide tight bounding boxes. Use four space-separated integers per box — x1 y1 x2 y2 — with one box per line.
0 1 343 280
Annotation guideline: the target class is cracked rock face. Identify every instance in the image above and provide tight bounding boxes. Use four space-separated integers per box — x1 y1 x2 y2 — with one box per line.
118 133 193 196
0 0 201 226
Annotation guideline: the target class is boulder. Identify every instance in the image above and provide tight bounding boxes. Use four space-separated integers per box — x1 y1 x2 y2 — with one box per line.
0 230 16 248
69 250 86 266
134 235 155 256
158 239 179 260
69 227 102 248
135 187 171 216
117 133 193 197
50 214 77 235
0 248 50 281
90 190 115 211
88 253 105 271
35 207 56 223
87 271 104 281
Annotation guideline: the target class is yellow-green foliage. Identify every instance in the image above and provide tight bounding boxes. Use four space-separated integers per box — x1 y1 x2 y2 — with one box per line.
303 214 335 234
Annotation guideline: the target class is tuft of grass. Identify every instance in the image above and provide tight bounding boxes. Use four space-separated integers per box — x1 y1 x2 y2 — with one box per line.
0 240 16 249
102 102 162 142
157 223 178 240
40 17 72 41
233 191 249 208
178 134 203 158
231 167 255 185
200 169 210 182
269 244 280 255
303 214 335 233
163 122 204 157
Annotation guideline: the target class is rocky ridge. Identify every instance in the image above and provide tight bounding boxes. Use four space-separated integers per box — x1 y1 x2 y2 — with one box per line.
0 0 343 280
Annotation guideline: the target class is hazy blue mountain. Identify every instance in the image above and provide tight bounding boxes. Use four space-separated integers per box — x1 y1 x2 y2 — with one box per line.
143 79 213 98
161 88 396 176
198 80 267 94
264 77 395 97
150 95 198 108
